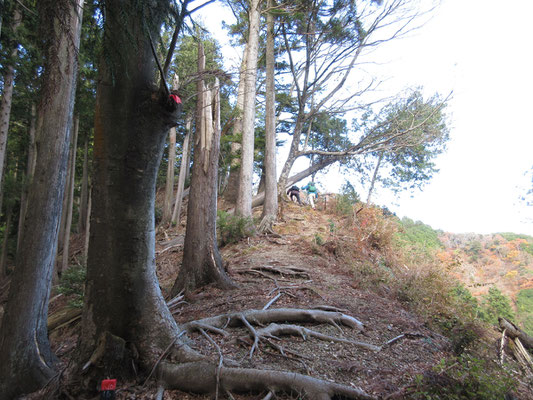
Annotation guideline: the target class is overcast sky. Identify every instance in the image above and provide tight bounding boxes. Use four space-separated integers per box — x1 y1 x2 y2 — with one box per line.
362 0 533 235
200 0 533 236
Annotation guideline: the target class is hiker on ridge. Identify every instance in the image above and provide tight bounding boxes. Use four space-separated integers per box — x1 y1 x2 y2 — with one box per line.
302 181 319 209
286 185 302 205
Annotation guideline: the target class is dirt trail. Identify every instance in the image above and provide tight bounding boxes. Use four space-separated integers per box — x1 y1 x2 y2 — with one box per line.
152 203 452 399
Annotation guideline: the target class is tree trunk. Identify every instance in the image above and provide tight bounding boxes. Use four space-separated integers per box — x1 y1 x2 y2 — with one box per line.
77 132 90 233
0 203 12 279
172 43 235 295
366 152 383 205
0 6 22 191
171 114 192 225
222 51 247 206
0 0 83 397
162 125 177 224
78 1 197 391
17 103 37 257
61 115 80 275
235 1 261 217
83 188 91 263
261 0 277 224
163 77 181 224
57 125 76 252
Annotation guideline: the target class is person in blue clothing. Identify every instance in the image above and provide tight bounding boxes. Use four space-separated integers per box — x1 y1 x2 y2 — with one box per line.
302 181 319 209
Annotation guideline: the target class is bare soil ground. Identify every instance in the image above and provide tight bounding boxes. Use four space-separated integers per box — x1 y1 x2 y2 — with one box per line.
38 201 533 399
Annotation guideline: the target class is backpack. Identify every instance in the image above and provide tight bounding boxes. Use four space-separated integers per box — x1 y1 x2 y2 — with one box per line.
308 183 316 192
290 185 299 192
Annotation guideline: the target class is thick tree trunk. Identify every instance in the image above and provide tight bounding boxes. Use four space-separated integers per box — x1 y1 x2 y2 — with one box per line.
77 133 90 233
172 44 235 295
235 2 261 217
0 0 83 397
171 115 192 225
261 0 277 224
78 1 198 391
0 7 22 191
61 115 79 274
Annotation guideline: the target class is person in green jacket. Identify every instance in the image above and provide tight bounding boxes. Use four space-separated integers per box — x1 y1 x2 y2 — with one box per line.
302 181 319 209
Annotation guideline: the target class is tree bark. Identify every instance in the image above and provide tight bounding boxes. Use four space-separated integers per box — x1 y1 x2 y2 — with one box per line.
0 6 22 191
0 202 12 279
366 152 383 205
77 1 198 391
77 132 90 233
235 0 261 217
83 188 91 263
261 0 277 224
162 125 177 224
61 115 80 275
171 114 192 225
172 43 235 295
17 103 37 257
222 50 247 206
163 77 181 224
0 0 83 397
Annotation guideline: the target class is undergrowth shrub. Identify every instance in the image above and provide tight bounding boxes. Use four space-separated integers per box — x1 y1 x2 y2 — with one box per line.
479 287 515 325
217 211 255 247
57 265 86 308
414 354 516 399
516 288 533 335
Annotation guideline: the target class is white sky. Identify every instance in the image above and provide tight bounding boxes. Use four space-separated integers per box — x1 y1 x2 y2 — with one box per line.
199 0 533 235
363 0 533 235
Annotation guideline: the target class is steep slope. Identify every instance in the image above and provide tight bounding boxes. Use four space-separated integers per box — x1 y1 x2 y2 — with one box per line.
23 198 533 399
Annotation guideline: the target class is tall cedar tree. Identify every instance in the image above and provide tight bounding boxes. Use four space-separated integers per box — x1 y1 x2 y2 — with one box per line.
77 0 201 391
0 0 83 398
171 42 235 295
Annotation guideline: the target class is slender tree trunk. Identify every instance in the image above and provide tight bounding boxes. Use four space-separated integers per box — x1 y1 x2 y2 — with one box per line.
0 0 4 37
77 132 89 233
57 126 76 252
172 44 235 295
261 0 277 223
61 115 79 274
0 6 22 191
83 188 91 263
0 0 83 397
163 77 180 224
0 203 12 279
235 0 261 217
171 115 192 225
162 126 177 224
222 52 247 205
366 152 383 205
17 103 37 257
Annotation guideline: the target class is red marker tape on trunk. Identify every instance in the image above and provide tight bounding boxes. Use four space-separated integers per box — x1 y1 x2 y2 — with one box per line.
101 379 116 391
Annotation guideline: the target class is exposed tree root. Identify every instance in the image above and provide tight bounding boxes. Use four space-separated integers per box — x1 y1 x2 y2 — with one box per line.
158 360 376 400
255 323 380 352
235 265 311 280
258 215 280 236
181 308 365 334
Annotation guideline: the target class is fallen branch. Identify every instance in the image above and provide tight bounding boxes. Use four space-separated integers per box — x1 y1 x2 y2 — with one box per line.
499 317 533 351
